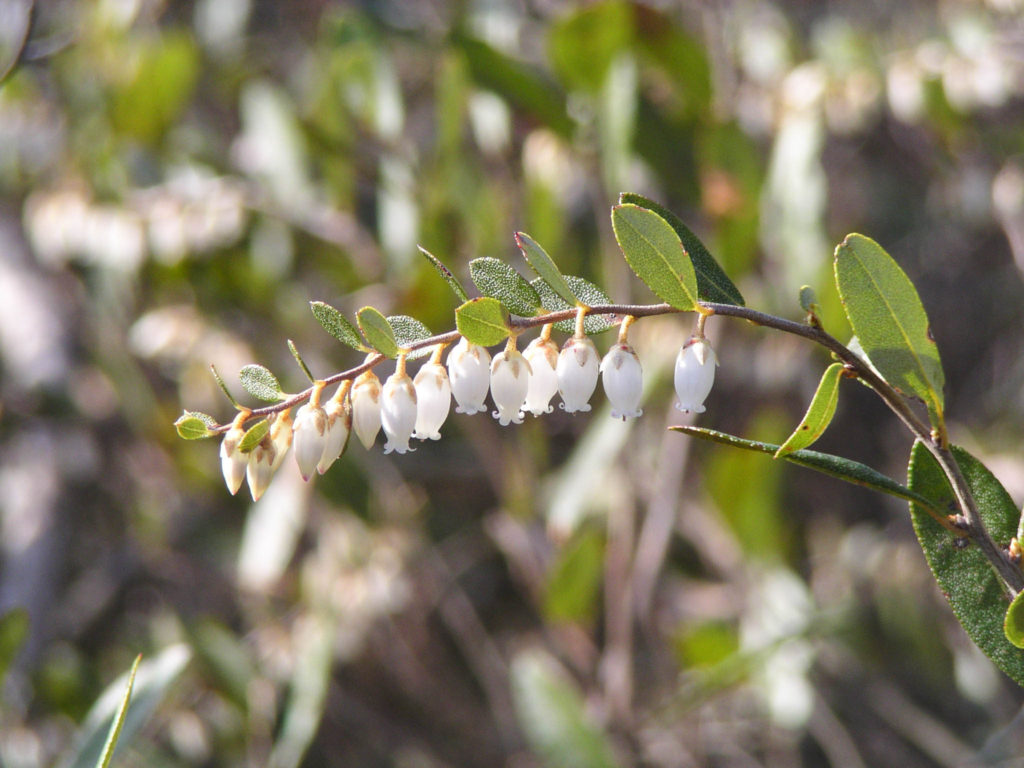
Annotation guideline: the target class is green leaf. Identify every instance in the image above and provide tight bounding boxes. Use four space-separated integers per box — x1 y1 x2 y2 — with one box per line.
470 257 543 317
174 411 217 440
239 364 285 402
238 420 270 454
547 1 633 93
618 193 744 306
611 203 698 310
532 276 616 335
799 285 820 316
356 307 398 358
310 301 365 351
543 527 605 623
908 442 1024 686
0 608 29 689
93 654 140 768
61 645 191 768
774 363 844 458
514 232 577 306
387 315 434 360
673 425 944 515
834 234 945 427
511 650 622 768
418 246 469 303
1005 592 1024 649
455 297 509 347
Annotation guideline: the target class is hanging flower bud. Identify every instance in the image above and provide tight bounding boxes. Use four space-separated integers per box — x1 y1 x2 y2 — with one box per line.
219 423 248 495
600 343 643 420
381 368 418 454
447 337 491 414
317 393 351 475
522 336 559 416
292 402 328 481
268 410 293 472
351 371 382 449
557 336 599 413
490 347 532 425
674 337 717 414
413 361 451 440
246 435 276 501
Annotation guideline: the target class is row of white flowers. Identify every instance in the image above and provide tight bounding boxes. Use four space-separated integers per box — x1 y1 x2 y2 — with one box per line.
220 329 717 500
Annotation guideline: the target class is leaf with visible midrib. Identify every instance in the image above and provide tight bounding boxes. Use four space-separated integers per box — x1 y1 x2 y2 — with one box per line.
619 192 744 306
310 301 366 351
418 246 469 303
388 315 434 360
515 232 577 307
908 442 1024 686
470 257 542 317
174 411 217 440
834 234 945 427
531 276 615 335
239 364 284 402
356 307 398 358
611 204 698 311
774 363 843 458
455 297 509 347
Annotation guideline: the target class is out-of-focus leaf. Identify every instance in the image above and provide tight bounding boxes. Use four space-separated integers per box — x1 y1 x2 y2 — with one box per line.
239 364 285 402
834 234 945 428
356 307 398 358
310 301 366 351
60 645 191 768
515 232 577 306
470 257 542 317
0 607 29 688
618 193 744 306
774 363 843 458
511 649 622 768
455 297 509 347
1005 592 1024 649
187 619 255 711
548 1 633 93
238 420 270 454
543 527 605 623
674 621 739 669
454 33 573 138
611 203 698 311
532 277 616 335
418 246 469 302
634 5 711 118
908 443 1024 685
174 411 217 440
387 315 433 360
93 654 139 768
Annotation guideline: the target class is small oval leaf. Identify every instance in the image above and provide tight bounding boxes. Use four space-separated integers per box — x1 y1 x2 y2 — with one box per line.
310 301 366 350
774 363 843 458
470 257 543 317
514 232 577 306
834 234 945 428
455 297 510 347
238 420 270 453
611 203 698 311
387 314 433 360
418 245 469 303
531 277 615 335
356 307 398 358
239 364 285 402
798 285 819 316
618 192 744 306
174 411 217 440
1005 591 1024 649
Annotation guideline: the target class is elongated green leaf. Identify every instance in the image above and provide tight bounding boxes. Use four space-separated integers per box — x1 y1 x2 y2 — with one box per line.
455 297 510 347
418 246 469 303
611 203 698 310
673 426 943 515
908 442 1024 685
239 364 285 402
775 363 844 458
834 234 945 427
619 193 744 306
1005 592 1024 649
387 315 433 360
238 419 270 453
174 411 217 440
0 608 28 689
356 307 398 358
94 654 140 768
532 276 615 335
515 232 577 306
470 257 542 317
309 302 365 351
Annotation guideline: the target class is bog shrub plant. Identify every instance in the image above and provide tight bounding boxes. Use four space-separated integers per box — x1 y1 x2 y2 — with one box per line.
177 192 1024 689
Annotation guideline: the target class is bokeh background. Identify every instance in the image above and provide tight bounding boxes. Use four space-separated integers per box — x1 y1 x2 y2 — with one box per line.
3 1 1024 766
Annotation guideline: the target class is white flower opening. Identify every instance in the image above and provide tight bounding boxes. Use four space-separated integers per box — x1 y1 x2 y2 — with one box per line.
674 337 717 414
413 360 451 440
600 343 643 420
490 346 532 425
557 336 599 413
381 368 418 454
523 336 559 416
447 337 491 414
351 371 383 449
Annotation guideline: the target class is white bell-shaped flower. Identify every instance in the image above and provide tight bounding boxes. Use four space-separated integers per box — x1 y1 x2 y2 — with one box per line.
600 343 643 420
381 369 418 454
447 337 491 414
268 411 293 471
490 348 531 425
674 337 717 414
220 424 248 495
522 337 559 416
292 402 328 481
413 361 451 440
317 395 351 474
246 436 276 501
351 371 382 449
557 336 599 413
